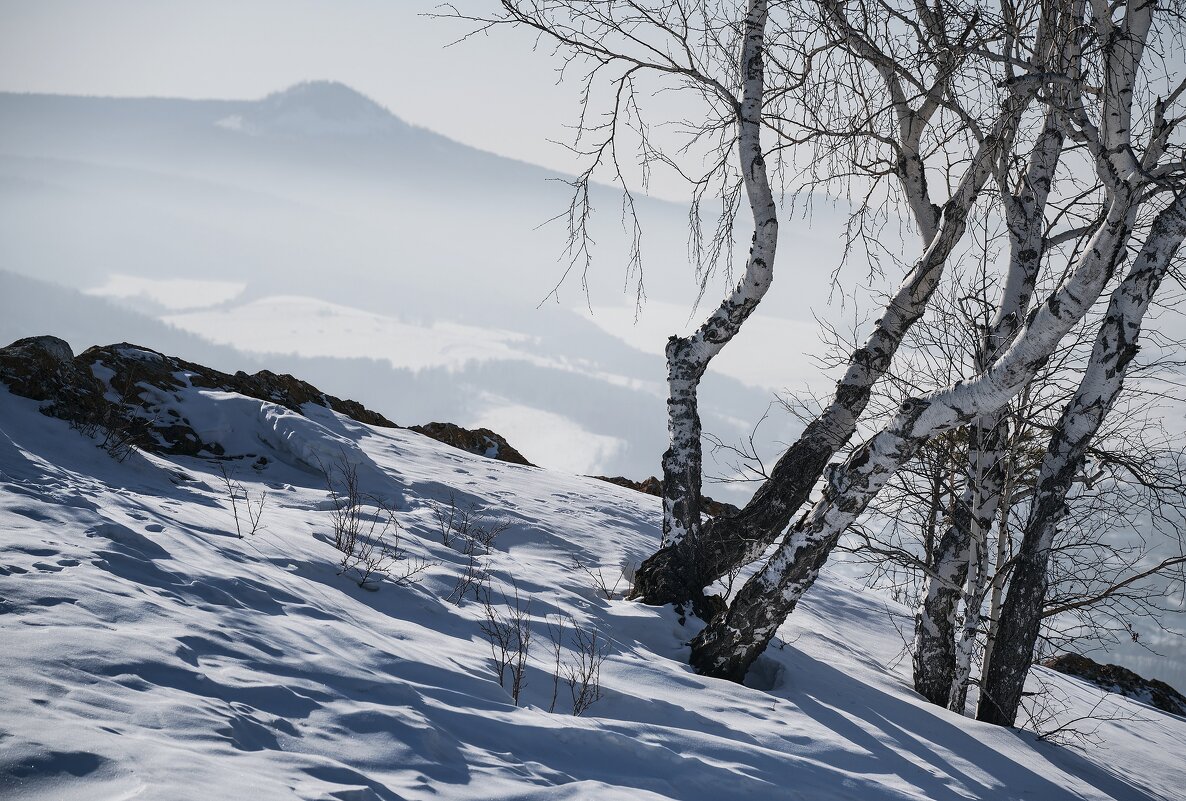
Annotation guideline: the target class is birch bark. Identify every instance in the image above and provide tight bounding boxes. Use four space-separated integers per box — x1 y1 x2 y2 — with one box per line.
635 87 1038 608
914 117 1065 710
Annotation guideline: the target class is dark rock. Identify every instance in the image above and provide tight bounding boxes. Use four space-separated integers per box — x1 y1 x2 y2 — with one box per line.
3 337 531 468
1040 652 1186 717
409 422 534 467
1 337 396 458
80 344 397 425
588 475 740 519
0 336 107 424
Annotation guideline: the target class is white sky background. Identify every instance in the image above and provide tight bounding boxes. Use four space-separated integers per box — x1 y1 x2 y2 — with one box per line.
0 0 681 195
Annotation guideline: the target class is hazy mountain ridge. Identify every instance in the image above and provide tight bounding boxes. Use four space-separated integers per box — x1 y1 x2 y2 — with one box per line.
0 271 785 484
0 82 590 199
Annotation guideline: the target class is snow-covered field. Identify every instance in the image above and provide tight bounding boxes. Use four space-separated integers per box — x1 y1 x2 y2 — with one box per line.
1 383 1182 800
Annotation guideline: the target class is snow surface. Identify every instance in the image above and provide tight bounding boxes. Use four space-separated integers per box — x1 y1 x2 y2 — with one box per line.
1 383 1183 801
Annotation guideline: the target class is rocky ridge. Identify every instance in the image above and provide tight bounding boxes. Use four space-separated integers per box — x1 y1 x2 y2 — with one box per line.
0 335 531 466
1040 653 1186 717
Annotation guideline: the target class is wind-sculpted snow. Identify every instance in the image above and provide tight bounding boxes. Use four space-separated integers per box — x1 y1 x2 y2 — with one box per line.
1 385 1182 800
172 387 377 476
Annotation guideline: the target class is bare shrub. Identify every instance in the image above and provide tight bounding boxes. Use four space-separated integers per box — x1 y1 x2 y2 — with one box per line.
545 613 608 716
433 493 511 554
1014 671 1139 751
545 614 568 714
216 462 267 538
96 416 149 462
478 582 532 705
69 384 151 463
566 625 607 715
321 456 427 590
571 554 627 600
428 494 513 605
447 551 487 606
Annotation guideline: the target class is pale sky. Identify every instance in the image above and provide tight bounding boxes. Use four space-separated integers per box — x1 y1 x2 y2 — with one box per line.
0 0 621 190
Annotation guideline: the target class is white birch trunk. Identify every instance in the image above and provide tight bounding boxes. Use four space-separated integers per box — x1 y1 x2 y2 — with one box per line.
659 0 777 558
914 116 1063 709
636 86 1038 608
980 466 1016 689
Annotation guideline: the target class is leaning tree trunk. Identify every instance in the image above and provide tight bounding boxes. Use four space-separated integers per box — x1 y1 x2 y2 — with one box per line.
977 190 1186 726
690 197 1136 681
634 86 1039 610
914 117 1064 710
657 0 778 587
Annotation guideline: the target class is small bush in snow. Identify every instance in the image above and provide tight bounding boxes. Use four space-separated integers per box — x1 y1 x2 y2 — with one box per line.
546 614 608 716
216 462 267 538
447 550 487 606
69 393 150 463
433 493 511 554
1017 671 1136 751
570 554 629 601
478 582 532 705
435 494 508 605
321 456 427 590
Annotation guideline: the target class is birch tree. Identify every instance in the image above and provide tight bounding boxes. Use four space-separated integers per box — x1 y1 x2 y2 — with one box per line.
658 0 778 558
839 249 1186 715
913 108 1068 711
978 196 1186 725
633 0 1044 610
691 185 1140 680
690 0 1186 685
953 0 1186 720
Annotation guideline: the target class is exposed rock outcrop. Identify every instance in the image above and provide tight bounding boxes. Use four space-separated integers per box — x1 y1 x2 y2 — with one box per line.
589 475 740 519
0 336 107 424
1040 653 1186 717
1 337 398 458
409 422 533 467
1 336 534 468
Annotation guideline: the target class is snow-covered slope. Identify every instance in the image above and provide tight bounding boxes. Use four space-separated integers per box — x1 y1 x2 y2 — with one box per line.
1 381 1182 800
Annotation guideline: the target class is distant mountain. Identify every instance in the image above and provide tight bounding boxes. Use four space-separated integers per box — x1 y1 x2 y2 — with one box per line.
218 82 413 138
0 82 707 307
0 82 578 200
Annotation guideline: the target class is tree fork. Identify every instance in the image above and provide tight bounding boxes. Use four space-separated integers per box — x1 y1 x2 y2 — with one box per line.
634 85 1039 611
690 196 1137 681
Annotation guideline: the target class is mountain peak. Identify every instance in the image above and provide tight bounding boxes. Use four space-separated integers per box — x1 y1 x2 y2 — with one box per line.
217 80 406 137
